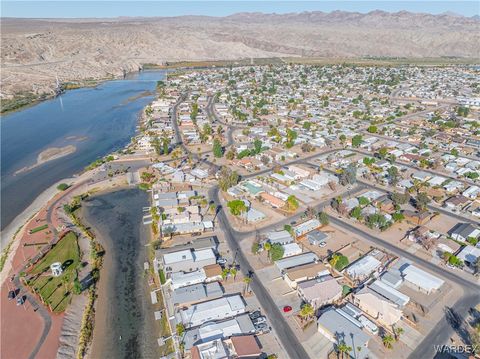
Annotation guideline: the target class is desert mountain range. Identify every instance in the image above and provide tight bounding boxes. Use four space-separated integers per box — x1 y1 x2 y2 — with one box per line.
1 11 479 98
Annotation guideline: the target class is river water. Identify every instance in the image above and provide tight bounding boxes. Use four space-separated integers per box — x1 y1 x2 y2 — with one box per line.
81 188 159 359
1 70 165 229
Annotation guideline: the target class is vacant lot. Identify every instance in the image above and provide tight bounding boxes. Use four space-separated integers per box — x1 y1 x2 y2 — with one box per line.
27 231 80 313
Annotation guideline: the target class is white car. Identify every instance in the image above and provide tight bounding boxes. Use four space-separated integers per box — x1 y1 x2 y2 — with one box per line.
319 241 327 247
358 315 378 334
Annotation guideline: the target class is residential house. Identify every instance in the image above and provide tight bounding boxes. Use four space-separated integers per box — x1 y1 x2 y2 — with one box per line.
352 287 403 327
283 262 330 289
297 275 342 309
317 309 371 359
448 223 480 242
177 295 246 328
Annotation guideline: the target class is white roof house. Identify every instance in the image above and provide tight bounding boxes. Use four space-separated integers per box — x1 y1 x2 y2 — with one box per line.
400 264 444 294
369 279 410 308
345 255 382 281
177 295 246 328
171 270 207 290
456 246 480 266
293 219 321 237
266 230 294 245
275 252 319 271
300 179 323 191
282 243 303 258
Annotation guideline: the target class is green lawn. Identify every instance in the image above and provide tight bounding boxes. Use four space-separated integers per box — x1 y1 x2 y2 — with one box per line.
29 224 48 234
28 231 80 312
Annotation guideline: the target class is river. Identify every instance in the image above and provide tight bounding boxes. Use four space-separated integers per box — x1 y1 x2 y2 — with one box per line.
1 70 165 230
80 188 160 359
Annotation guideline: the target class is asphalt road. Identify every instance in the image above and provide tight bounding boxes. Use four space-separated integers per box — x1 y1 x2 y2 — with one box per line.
210 186 310 359
327 215 480 359
172 92 480 359
171 93 309 359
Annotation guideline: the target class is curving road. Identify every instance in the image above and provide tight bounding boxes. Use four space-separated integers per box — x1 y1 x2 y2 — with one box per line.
172 91 479 359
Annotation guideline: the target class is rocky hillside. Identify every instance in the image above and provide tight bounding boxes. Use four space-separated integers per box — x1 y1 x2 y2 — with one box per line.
1 11 479 98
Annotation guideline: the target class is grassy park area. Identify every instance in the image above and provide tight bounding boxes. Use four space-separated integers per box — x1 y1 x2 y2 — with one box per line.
26 231 80 312
28 224 48 234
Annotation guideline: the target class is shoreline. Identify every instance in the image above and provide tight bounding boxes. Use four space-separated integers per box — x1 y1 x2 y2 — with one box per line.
83 188 158 359
5 55 478 116
14 145 77 176
0 176 75 281
0 74 159 358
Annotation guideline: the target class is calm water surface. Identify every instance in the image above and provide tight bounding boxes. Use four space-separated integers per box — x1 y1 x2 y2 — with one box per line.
1 70 165 229
82 189 158 359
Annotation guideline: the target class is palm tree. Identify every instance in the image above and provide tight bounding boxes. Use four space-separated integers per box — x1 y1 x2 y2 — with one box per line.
243 276 252 295
299 303 315 322
230 267 237 281
162 226 175 241
337 341 352 359
382 335 395 349
221 268 230 281
393 326 404 340
263 242 272 261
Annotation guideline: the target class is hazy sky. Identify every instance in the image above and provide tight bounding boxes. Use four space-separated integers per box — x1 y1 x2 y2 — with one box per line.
1 1 479 18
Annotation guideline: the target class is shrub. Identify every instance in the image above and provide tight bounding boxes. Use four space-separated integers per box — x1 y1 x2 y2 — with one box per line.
57 183 70 191
159 269 166 285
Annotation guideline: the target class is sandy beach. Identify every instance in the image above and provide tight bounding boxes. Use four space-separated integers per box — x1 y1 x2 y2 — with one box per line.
14 145 77 175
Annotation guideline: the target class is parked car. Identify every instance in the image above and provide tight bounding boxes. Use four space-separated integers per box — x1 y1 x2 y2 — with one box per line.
249 310 262 320
255 323 270 334
7 290 16 300
358 315 378 334
253 316 267 324
283 305 292 313
216 258 227 265
16 296 25 306
319 241 327 247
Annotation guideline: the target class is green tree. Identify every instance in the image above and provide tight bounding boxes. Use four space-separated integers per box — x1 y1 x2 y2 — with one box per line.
351 135 363 148
285 195 299 212
392 212 405 222
226 149 236 160
350 206 362 219
230 267 237 281
176 323 185 336
190 102 199 120
253 138 263 154
337 342 352 359
387 166 400 185
227 200 247 216
221 268 230 280
358 196 369 207
378 147 388 159
269 243 285 261
150 137 162 155
213 138 224 158
318 212 329 226
391 192 410 206
382 335 395 349
367 125 378 133
415 192 431 211
72 278 82 295
300 303 315 321
339 134 347 146
339 164 357 186
243 276 252 295
57 183 70 191
218 167 239 191
251 242 260 255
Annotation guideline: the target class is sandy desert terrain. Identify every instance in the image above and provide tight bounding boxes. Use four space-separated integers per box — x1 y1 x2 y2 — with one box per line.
1 11 479 98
